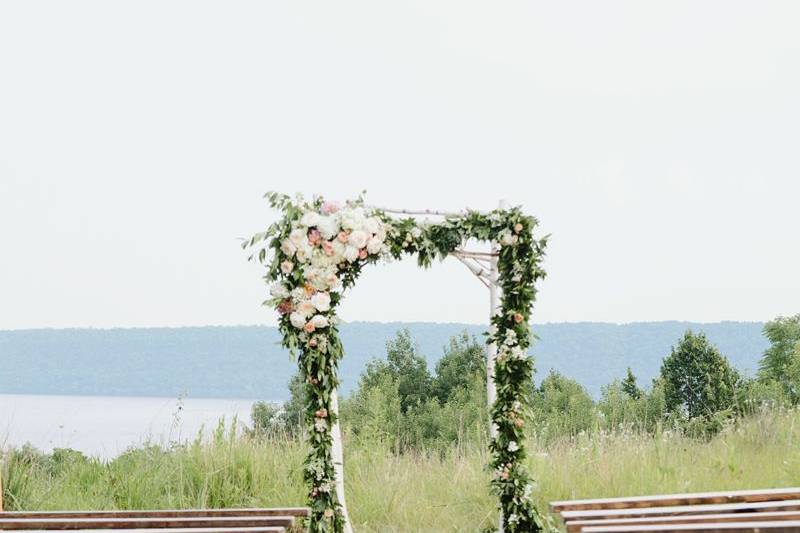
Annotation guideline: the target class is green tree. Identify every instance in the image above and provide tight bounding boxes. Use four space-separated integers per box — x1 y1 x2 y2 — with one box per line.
355 329 432 413
532 370 596 440
758 315 800 401
659 330 741 421
431 332 486 404
621 367 642 399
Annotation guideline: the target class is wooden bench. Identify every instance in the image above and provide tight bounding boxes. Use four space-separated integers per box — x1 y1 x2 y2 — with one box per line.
0 508 310 533
551 488 800 533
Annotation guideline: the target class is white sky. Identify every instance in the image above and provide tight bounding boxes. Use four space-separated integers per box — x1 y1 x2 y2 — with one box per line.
1 1 798 330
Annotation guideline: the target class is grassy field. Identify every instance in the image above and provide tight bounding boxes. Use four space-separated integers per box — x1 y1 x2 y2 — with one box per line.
3 408 799 532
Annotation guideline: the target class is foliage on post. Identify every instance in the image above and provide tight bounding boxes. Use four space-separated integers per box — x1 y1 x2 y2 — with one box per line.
245 192 551 532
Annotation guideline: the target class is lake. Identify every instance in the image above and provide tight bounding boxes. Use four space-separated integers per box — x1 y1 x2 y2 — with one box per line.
0 394 256 459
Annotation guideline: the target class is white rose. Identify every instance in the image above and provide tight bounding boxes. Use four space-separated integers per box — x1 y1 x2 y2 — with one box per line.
280 239 296 256
310 314 329 329
343 245 359 263
325 273 341 288
280 260 294 274
269 283 289 299
311 292 331 312
300 212 320 228
297 299 316 318
507 441 519 452
295 242 312 262
289 228 307 248
366 238 383 255
289 312 306 329
348 230 368 249
317 215 339 240
364 217 381 235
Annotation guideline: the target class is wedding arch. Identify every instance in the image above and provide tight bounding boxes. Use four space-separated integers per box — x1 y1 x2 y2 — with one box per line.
245 192 550 533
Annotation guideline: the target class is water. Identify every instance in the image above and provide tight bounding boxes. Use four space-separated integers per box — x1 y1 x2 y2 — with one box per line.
0 394 256 459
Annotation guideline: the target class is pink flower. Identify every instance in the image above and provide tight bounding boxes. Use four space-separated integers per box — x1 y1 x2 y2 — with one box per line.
308 228 321 245
321 201 340 215
304 322 316 333
315 408 328 418
280 261 294 274
358 248 368 260
514 222 523 234
337 231 349 243
277 300 293 315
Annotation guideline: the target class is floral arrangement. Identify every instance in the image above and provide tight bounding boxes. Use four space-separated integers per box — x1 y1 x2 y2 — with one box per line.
246 192 551 532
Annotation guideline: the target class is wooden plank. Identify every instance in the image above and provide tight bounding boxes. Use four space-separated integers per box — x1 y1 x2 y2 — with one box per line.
8 529 287 533
551 488 800 513
566 511 800 532
0 510 309 519
561 500 800 521
582 521 800 532
0 516 295 530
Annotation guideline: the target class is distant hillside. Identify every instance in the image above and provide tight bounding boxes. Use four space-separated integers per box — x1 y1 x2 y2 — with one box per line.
0 322 768 400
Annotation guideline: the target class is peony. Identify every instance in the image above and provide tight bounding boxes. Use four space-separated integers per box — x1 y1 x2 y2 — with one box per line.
289 312 306 330
280 260 294 274
321 201 340 215
363 217 381 235
311 292 331 312
300 211 320 228
310 314 329 329
366 237 383 255
348 229 368 249
296 299 316 318
317 215 339 240
343 245 359 263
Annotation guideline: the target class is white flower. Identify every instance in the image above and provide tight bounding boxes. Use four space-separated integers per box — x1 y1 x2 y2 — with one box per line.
411 227 422 239
363 217 381 235
280 239 297 256
348 229 368 249
507 441 519 452
366 237 383 255
289 312 306 329
343 245 359 263
508 513 519 525
310 314 329 329
290 287 306 302
296 299 316 318
289 228 307 248
500 231 518 246
317 215 339 240
300 211 321 228
269 283 289 299
280 260 294 274
295 242 312 262
311 292 331 312
314 417 327 432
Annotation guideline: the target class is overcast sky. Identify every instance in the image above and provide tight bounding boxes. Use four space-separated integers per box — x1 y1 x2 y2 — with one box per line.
1 1 798 330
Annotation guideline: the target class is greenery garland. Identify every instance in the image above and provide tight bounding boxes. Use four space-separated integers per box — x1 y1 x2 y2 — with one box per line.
246 192 551 532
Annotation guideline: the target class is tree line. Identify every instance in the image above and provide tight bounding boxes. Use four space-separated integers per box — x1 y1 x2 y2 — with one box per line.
252 314 800 448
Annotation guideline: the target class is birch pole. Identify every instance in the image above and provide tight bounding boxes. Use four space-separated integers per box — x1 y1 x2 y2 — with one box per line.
330 389 353 533
488 199 506 533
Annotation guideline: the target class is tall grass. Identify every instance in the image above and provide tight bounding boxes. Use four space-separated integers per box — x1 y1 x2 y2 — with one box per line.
3 408 799 532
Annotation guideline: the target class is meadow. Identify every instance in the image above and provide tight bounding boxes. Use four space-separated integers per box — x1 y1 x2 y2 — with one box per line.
3 406 799 532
